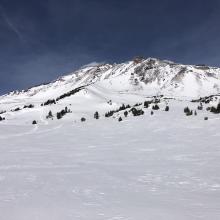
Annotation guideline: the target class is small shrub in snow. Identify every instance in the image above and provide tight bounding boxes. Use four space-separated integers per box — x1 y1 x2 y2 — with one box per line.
165 106 169 111
204 117 208 120
124 111 128 117
152 104 159 110
12 107 21 112
184 107 191 114
32 120 37 125
105 110 115 118
81 117 86 122
134 103 142 107
197 105 203 110
41 99 56 106
46 111 53 119
24 104 34 109
210 103 220 114
107 100 112 105
118 117 122 122
56 107 71 119
186 110 193 116
94 111 99 119
0 116 5 121
130 108 144 116
104 104 131 118
144 101 150 108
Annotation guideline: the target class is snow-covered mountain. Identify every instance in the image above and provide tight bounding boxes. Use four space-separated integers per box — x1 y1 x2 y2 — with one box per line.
3 57 220 99
1 58 220 220
1 57 220 124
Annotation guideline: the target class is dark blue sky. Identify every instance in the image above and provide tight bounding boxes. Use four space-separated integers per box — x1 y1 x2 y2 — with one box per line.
0 0 220 94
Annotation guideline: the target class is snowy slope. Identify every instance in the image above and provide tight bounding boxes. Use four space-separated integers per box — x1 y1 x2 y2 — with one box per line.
0 58 220 220
2 58 220 100
0 101 220 220
1 58 220 124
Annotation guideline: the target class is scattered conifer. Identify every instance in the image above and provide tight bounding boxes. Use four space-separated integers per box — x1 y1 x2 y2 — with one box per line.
81 117 86 122
118 117 122 122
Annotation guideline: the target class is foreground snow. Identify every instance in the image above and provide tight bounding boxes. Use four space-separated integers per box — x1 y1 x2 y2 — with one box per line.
0 103 220 220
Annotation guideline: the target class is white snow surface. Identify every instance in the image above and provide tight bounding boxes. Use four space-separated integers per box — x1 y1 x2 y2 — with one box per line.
0 58 220 219
0 101 220 220
1 58 220 123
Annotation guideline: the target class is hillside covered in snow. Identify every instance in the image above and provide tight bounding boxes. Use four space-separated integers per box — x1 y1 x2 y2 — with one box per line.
1 57 220 124
0 58 220 220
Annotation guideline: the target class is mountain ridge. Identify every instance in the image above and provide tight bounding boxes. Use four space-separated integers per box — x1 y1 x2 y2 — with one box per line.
1 57 220 124
2 57 220 100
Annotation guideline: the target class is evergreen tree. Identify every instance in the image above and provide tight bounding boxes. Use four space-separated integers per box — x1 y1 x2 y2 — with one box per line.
81 117 86 122
184 107 190 114
124 111 128 117
0 116 5 121
165 106 169 111
210 103 220 114
46 110 53 119
152 104 159 110
118 117 122 122
65 107 68 113
94 111 99 119
57 112 62 120
186 110 193 116
130 108 144 116
144 101 149 108
197 105 203 110
32 120 37 125
49 110 53 117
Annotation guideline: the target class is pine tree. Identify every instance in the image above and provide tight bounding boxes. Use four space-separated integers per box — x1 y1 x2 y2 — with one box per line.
57 112 62 120
65 107 68 113
46 110 53 119
198 105 203 110
165 106 169 111
118 117 122 122
152 104 159 110
0 116 5 121
49 110 53 117
184 107 190 114
94 111 99 119
186 110 193 116
144 101 149 108
81 117 86 122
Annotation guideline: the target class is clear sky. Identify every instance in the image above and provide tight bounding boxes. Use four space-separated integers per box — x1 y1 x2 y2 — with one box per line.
0 0 220 94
